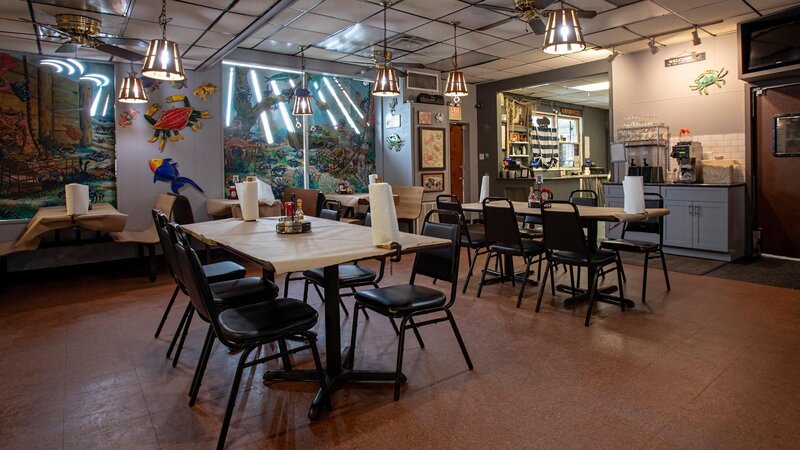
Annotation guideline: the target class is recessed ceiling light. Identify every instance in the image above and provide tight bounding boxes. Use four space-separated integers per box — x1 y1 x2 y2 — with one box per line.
572 81 609 92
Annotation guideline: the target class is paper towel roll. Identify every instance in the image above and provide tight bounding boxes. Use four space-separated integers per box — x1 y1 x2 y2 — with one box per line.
368 183 401 246
623 176 646 214
236 181 259 221
479 174 490 202
65 183 89 215
369 174 379 185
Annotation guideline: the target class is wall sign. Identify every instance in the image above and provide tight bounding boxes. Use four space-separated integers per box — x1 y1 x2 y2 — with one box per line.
665 52 706 67
448 105 462 121
560 107 582 117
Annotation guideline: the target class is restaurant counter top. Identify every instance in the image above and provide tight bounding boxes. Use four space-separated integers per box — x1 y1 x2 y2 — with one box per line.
603 182 746 188
497 173 609 181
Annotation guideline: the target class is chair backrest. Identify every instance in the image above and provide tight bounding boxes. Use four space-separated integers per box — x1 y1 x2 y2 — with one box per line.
569 189 599 207
324 199 342 212
482 197 523 248
393 185 424 220
154 194 177 221
169 193 195 224
540 201 590 258
168 223 216 323
623 193 664 239
152 209 180 284
281 187 321 217
436 194 473 244
319 208 341 221
411 210 462 302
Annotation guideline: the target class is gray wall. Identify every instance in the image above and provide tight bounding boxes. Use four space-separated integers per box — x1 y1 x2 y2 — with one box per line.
583 105 610 170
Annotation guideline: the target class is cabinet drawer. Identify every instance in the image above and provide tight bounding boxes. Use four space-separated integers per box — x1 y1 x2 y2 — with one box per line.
663 187 727 203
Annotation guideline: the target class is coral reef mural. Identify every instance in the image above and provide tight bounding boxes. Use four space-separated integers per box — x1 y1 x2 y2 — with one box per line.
222 65 374 198
0 53 115 220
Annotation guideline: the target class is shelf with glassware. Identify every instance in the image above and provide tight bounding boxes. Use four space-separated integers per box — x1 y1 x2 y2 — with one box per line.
616 124 669 183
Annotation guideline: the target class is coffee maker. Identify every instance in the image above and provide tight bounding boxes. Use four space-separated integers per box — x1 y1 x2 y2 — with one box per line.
670 141 702 183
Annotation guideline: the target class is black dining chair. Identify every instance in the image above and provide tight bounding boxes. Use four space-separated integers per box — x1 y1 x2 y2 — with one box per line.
568 189 599 207
319 207 341 221
346 209 473 401
154 211 281 370
535 201 625 327
436 194 489 293
600 192 670 303
477 197 546 308
170 223 327 450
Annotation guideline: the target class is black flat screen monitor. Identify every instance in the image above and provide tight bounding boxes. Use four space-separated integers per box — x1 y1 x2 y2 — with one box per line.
742 9 800 73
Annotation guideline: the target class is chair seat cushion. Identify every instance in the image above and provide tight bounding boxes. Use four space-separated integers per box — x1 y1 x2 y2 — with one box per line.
600 239 659 253
203 260 247 284
552 250 616 266
355 284 446 315
211 277 280 307
217 298 318 343
303 264 376 286
492 239 544 257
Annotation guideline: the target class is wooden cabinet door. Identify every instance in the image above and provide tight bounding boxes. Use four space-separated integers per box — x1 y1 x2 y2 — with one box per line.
694 201 728 252
663 199 693 248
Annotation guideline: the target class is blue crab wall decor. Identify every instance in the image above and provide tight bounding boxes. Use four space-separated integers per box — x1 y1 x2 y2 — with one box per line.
690 68 728 95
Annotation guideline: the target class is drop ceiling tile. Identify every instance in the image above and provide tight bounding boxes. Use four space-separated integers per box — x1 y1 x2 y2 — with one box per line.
406 20 466 42
536 56 583 69
510 33 540 47
565 0 617 13
312 0 384 22
196 31 237 49
239 37 262 48
626 14 690 36
584 27 639 48
649 0 721 12
271 27 330 46
480 19 533 40
291 0 324 11
412 42 457 59
478 41 530 58
211 12 257 34
174 0 230 9
0 1 30 20
0 19 37 35
288 12 352 34
253 39 301 54
460 66 495 76
580 1 671 34
361 9 429 33
508 49 555 64
394 0 470 19
124 19 204 45
252 23 281 39
320 24 395 54
569 48 613 62
483 70 519 81
438 6 510 30
475 58 521 71
702 12 757 35
302 47 350 61
231 0 280 16
267 7 306 26
392 52 442 65
337 54 374 65
502 63 550 75
0 35 41 54
680 0 753 24
614 39 651 54
748 0 800 11
130 1 221 31
183 45 218 61
441 32 502 51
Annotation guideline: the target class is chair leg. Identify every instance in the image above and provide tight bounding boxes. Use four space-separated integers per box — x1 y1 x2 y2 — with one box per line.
576 267 581 289
584 270 601 327
463 248 479 294
394 317 409 401
641 252 650 304
389 317 400 335
660 251 671 291
155 285 180 338
535 261 552 313
616 251 626 282
189 325 214 406
615 260 626 312
172 306 194 367
167 303 191 359
305 332 331 413
476 251 492 298
302 280 310 303
515 258 533 309
537 254 543 281
283 272 294 297
445 309 473 370
217 345 256 450
549 259 555 296
408 317 425 348
346 305 361 370
569 265 576 295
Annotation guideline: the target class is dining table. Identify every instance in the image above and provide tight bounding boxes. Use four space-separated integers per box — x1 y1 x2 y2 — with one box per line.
324 193 398 218
181 215 449 418
460 201 670 308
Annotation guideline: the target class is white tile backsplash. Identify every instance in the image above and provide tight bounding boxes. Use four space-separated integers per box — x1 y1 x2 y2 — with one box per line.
669 133 746 183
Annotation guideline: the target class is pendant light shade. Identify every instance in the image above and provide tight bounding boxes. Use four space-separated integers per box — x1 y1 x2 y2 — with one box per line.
118 65 148 103
293 47 314 115
372 1 400 97
444 21 468 98
542 8 586 55
141 0 186 81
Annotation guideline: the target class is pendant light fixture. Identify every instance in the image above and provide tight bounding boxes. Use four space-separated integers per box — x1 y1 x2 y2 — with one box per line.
542 4 586 55
372 0 400 97
293 47 313 116
118 62 148 103
444 21 468 99
141 0 186 81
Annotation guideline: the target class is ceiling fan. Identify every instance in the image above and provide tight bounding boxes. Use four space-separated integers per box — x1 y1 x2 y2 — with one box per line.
475 0 596 35
19 14 147 61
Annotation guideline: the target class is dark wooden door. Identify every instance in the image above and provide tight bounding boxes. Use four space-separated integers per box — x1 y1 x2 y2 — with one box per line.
755 84 800 257
449 123 464 200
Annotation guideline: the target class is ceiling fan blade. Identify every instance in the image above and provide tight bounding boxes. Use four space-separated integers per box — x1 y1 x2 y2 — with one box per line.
529 18 547 35
101 37 149 48
472 4 519 14
577 10 597 19
476 16 517 32
56 42 79 53
536 0 557 8
394 62 425 69
95 43 145 61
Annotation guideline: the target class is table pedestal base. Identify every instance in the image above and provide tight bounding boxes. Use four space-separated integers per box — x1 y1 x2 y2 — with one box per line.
555 284 635 309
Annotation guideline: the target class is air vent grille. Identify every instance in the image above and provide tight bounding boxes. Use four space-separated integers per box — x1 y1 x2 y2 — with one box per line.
386 34 435 52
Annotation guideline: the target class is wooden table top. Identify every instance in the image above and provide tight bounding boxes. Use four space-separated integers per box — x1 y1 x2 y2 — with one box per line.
460 201 669 222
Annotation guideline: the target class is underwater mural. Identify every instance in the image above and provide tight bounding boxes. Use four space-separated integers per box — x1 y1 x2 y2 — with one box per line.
0 52 116 220
222 65 375 199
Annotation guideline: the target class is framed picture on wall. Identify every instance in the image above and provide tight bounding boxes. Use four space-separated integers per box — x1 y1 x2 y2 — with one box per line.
420 172 445 192
418 110 433 125
418 127 446 170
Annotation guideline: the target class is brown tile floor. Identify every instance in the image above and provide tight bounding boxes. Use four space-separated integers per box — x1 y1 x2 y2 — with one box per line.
2 251 800 449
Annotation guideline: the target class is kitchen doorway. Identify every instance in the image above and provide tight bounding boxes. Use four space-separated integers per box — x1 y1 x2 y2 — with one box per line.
449 123 465 201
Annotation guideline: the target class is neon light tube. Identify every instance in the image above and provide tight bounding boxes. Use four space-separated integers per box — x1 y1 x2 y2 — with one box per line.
333 77 364 119
314 85 337 127
225 67 234 127
323 77 359 135
67 58 85 74
249 69 274 144
270 80 295 133
90 88 102 116
223 61 301 74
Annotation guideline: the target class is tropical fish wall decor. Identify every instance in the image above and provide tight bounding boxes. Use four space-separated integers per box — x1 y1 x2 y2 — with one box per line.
169 79 187 90
118 107 138 128
149 158 204 194
193 82 218 101
145 94 211 151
